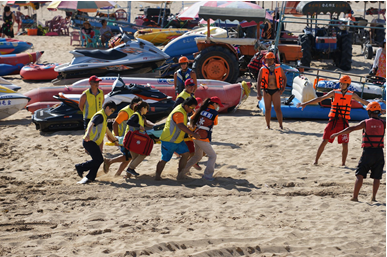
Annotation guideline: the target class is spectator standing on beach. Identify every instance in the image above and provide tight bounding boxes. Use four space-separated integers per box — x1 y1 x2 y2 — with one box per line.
103 96 142 176
0 6 16 38
99 20 113 46
179 97 223 181
155 97 201 181
125 101 155 177
79 75 104 130
174 56 197 96
257 52 287 129
75 101 119 184
297 75 369 166
330 102 385 202
372 39 386 78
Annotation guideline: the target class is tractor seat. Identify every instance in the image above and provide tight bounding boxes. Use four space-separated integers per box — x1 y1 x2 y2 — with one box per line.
73 49 127 60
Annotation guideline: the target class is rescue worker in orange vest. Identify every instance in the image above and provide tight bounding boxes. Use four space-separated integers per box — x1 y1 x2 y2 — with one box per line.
297 75 370 166
257 52 287 129
330 102 385 202
174 56 197 96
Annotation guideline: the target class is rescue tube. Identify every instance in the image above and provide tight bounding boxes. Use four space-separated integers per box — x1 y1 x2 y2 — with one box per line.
0 39 33 54
20 63 60 81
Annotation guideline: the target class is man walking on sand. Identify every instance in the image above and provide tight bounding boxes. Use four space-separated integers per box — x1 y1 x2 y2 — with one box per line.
297 75 369 166
257 52 287 129
330 102 385 202
79 75 104 130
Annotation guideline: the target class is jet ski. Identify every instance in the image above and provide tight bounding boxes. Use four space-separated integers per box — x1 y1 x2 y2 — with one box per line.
53 27 170 86
0 86 30 120
32 75 175 132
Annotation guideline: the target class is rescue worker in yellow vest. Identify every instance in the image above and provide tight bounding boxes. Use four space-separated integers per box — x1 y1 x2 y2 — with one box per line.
297 75 369 166
174 56 197 96
103 96 142 176
330 102 385 202
257 52 287 129
155 97 201 181
75 101 118 184
173 78 196 109
79 75 105 130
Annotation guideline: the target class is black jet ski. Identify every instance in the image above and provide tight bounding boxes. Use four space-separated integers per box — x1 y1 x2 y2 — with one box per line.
32 76 175 132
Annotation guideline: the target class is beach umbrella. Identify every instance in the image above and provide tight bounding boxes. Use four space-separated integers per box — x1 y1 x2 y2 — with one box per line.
217 2 273 21
47 1 116 12
178 1 230 20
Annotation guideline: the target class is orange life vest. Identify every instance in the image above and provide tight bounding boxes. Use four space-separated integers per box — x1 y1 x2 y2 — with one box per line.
328 89 353 120
261 64 283 89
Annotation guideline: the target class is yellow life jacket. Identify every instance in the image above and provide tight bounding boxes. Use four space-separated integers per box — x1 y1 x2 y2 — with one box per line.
177 90 194 101
82 88 104 119
84 109 107 146
129 111 145 132
115 105 134 137
261 64 283 89
160 104 188 143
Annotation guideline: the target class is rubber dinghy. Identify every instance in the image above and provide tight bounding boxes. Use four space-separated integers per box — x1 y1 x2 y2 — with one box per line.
0 38 33 54
258 76 386 121
20 63 60 81
0 51 44 76
25 77 251 114
0 85 30 120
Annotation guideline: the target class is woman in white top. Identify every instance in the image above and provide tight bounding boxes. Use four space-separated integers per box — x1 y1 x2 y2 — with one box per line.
99 20 113 45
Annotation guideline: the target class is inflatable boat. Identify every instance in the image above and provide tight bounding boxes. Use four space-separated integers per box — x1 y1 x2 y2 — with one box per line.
25 77 251 114
163 27 227 60
134 28 190 45
0 39 33 54
258 76 385 121
0 51 44 76
20 63 59 81
316 80 384 99
0 86 30 120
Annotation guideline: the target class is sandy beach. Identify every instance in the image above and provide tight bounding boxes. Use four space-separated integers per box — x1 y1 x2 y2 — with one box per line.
0 1 386 256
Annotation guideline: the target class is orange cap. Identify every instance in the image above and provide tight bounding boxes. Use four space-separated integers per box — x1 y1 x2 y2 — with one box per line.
179 56 189 63
265 52 275 59
339 75 351 84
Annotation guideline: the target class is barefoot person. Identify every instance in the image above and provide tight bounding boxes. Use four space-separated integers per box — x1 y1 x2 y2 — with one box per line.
155 97 201 181
330 102 385 202
103 97 142 176
174 56 197 96
179 97 223 181
75 102 118 184
297 75 369 165
257 52 286 129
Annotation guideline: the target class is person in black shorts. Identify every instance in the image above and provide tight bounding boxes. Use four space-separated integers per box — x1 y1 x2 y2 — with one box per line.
331 102 385 202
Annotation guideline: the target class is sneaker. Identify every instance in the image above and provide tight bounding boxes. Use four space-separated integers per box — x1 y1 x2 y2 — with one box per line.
103 158 111 174
193 163 202 170
202 175 214 181
126 168 139 176
75 164 83 178
77 177 89 184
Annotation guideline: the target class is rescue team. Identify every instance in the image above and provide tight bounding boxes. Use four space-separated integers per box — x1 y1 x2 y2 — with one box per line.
75 54 385 201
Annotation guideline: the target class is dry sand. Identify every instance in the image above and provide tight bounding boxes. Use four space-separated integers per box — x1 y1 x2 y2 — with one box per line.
0 1 386 256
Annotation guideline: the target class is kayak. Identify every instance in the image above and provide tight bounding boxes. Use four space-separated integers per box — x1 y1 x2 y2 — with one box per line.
0 51 44 76
0 38 33 54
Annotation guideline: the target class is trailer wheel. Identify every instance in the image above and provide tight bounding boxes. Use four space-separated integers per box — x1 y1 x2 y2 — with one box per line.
193 46 239 83
299 34 312 67
339 33 352 71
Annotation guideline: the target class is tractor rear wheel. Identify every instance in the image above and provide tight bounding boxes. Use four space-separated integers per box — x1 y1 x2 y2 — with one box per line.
193 46 239 83
299 34 312 67
339 33 352 71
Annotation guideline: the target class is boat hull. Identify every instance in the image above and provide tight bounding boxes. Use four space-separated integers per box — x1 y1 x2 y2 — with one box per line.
0 94 30 120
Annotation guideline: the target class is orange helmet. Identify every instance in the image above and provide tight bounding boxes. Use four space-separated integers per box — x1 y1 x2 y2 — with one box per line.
339 75 351 84
366 102 382 112
179 56 189 63
265 52 275 59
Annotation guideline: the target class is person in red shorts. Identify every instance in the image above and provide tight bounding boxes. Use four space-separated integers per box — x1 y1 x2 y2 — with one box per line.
297 75 369 165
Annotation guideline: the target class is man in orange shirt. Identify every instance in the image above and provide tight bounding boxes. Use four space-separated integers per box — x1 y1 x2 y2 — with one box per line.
103 97 142 176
